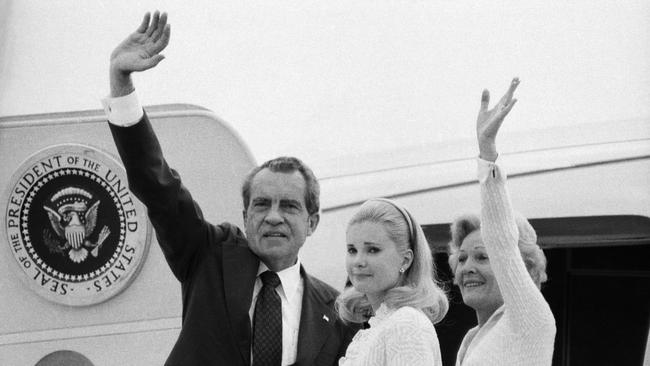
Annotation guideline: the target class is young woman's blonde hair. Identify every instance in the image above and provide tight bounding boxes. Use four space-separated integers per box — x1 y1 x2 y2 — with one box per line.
336 199 449 324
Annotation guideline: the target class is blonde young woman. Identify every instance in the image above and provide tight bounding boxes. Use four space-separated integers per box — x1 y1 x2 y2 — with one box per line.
337 198 449 365
449 78 556 365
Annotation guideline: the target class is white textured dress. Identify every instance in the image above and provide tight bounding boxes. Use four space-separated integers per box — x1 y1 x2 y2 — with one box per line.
339 304 442 366
455 159 556 366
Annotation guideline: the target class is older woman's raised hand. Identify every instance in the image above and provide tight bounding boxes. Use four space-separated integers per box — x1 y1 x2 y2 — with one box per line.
476 78 520 161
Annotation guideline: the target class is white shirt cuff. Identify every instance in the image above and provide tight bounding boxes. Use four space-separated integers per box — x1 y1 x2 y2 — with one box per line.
101 91 144 127
477 157 506 183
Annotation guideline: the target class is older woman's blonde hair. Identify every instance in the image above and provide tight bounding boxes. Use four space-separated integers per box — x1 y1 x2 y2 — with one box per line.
447 212 548 288
336 199 449 324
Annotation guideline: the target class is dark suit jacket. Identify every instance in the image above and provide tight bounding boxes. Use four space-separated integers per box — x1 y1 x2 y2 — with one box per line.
109 112 357 365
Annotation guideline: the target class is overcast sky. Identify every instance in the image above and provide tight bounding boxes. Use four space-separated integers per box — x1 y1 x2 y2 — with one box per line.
1 0 649 164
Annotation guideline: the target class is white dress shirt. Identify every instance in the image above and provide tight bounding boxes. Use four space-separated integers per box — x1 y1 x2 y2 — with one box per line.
101 91 143 126
250 261 304 366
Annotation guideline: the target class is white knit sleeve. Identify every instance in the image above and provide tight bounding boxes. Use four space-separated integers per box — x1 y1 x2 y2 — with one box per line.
478 158 555 334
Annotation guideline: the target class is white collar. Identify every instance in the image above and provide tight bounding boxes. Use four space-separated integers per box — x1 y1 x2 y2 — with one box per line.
257 260 302 305
368 303 395 328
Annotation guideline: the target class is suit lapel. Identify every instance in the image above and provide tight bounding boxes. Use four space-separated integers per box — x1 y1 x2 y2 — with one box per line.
223 242 259 366
296 268 336 365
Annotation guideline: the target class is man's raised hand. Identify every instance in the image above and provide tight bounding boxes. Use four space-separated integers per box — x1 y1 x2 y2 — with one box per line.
111 11 170 74
109 11 170 97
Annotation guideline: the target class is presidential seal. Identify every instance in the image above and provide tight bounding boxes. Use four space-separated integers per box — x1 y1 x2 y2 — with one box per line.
3 144 151 306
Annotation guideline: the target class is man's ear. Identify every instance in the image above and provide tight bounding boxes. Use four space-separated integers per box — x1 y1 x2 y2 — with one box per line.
306 212 320 236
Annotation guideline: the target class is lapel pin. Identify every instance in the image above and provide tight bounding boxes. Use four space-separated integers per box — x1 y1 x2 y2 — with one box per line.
322 314 329 322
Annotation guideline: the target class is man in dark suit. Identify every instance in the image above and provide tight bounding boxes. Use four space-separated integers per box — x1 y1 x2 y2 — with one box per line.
103 11 356 366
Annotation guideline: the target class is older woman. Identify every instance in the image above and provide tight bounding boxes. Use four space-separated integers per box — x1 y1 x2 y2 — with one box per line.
337 198 449 365
448 78 556 366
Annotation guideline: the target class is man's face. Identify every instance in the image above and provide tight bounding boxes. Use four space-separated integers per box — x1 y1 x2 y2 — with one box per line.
244 168 319 271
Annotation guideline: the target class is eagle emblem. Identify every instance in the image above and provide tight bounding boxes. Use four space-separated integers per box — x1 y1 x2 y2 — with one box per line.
42 187 110 263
